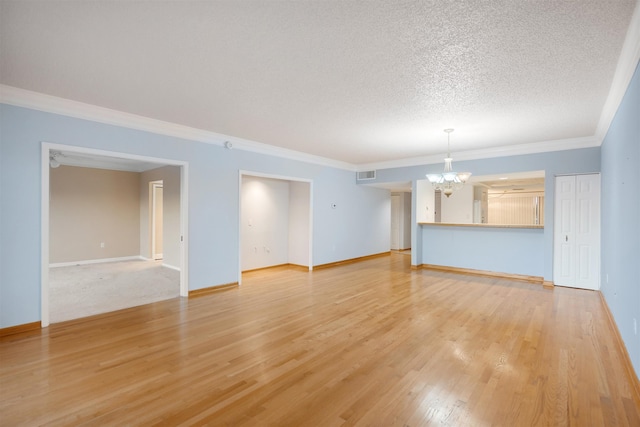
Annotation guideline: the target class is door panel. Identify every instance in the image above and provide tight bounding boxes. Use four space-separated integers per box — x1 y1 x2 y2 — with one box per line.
578 244 590 279
151 182 164 260
560 245 572 277
554 176 576 287
554 174 600 290
574 174 600 290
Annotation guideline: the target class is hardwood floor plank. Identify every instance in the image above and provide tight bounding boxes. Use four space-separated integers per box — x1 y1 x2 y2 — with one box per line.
1 253 638 426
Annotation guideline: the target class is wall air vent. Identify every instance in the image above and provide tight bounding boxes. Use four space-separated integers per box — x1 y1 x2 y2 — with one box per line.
356 170 376 181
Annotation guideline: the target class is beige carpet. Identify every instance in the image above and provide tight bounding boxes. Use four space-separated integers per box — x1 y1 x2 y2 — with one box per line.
49 259 180 323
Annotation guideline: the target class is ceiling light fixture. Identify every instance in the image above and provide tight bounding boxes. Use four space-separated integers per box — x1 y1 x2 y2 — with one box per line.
426 129 472 198
49 151 61 168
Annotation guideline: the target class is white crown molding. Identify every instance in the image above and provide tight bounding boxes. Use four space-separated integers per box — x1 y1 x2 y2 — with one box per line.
0 84 356 171
357 136 601 172
596 0 640 141
0 84 225 143
0 56 628 175
229 135 355 171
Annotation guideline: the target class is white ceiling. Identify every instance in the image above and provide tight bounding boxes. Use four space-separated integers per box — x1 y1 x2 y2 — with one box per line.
1 1 638 167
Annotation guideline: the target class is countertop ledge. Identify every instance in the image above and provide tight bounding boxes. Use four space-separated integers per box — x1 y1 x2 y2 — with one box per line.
418 222 544 229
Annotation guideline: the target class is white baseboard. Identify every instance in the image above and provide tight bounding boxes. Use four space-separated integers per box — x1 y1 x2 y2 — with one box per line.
50 255 143 268
162 263 181 272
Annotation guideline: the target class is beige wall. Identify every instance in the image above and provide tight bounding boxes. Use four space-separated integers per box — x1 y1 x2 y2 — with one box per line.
139 166 181 269
50 166 141 263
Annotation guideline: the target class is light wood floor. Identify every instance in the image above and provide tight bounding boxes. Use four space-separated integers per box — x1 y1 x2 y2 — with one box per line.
1 254 639 426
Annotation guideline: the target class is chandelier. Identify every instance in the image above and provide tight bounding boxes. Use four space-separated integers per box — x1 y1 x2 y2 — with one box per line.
425 129 471 198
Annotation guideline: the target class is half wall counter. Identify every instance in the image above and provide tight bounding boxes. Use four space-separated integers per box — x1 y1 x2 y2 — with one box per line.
418 222 545 279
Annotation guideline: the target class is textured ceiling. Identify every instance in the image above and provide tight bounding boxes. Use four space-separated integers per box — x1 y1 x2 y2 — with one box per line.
0 1 637 165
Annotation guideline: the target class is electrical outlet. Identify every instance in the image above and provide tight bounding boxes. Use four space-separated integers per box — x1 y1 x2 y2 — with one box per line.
100 242 105 248
606 274 609 283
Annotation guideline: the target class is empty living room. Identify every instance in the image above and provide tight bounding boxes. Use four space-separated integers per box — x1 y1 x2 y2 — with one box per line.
1 1 639 425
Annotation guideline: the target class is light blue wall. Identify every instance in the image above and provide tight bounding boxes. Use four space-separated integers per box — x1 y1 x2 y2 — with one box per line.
0 104 390 328
601 62 640 376
312 167 391 266
373 147 601 279
421 225 544 277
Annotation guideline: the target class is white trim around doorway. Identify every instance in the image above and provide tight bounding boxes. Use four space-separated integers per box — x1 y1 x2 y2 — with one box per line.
41 142 189 327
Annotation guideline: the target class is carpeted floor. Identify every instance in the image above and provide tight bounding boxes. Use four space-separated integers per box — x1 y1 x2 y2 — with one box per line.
49 259 180 323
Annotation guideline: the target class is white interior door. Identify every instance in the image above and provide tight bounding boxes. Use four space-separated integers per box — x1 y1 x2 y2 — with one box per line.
553 174 600 290
554 176 576 286
390 195 400 250
574 174 600 289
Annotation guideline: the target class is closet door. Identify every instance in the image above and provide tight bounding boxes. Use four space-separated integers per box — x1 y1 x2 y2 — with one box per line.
553 174 600 290
554 176 576 287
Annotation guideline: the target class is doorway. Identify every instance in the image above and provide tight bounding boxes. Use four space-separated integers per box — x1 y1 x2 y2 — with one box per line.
151 181 164 260
41 143 189 327
239 171 312 284
434 190 442 223
390 192 411 251
391 195 400 250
